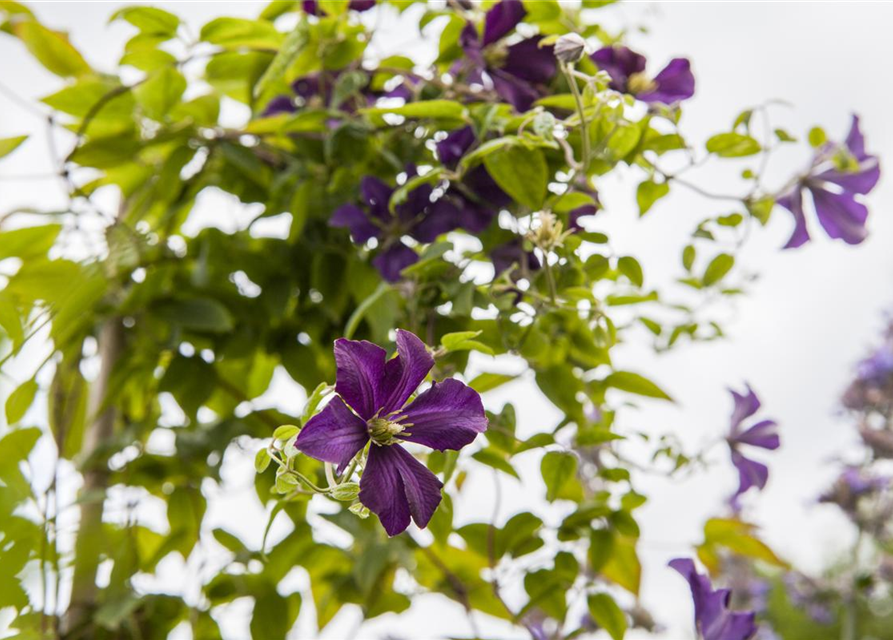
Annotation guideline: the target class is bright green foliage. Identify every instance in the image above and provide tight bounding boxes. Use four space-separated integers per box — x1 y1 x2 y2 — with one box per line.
0 1 843 638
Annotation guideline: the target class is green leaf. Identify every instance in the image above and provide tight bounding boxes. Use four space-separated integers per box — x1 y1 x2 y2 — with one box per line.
468 372 518 393
200 17 284 49
13 20 91 78
698 518 788 573
483 144 548 210
254 18 309 99
330 482 359 501
5 379 38 424
362 99 467 120
604 371 672 401
682 245 695 271
472 448 519 479
441 330 494 356
636 179 669 216
808 126 826 148
0 225 61 260
0 135 27 160
587 593 627 640
272 424 300 441
705 132 761 158
617 256 643 287
134 66 186 120
153 298 234 333
254 448 271 473
111 6 180 36
601 535 641 595
302 383 331 423
702 253 734 286
541 451 577 502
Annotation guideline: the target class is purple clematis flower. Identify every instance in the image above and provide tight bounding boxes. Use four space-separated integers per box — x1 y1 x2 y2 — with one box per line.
726 385 780 501
491 237 540 280
294 330 488 536
670 558 758 640
457 0 557 112
819 466 887 513
302 0 375 15
777 115 880 248
330 168 465 282
591 45 694 104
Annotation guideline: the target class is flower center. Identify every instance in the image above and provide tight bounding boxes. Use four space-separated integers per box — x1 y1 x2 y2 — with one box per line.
627 72 657 95
368 416 406 446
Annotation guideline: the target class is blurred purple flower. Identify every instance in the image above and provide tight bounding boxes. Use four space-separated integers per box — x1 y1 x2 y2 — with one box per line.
591 45 694 104
777 115 880 248
670 558 758 640
457 0 556 112
491 237 541 281
295 330 487 535
726 385 780 501
330 168 469 282
302 0 375 15
819 466 887 513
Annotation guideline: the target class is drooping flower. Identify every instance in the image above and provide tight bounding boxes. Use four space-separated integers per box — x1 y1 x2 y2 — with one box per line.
295 330 488 535
591 45 694 104
330 168 466 282
725 385 780 501
456 0 557 112
669 558 758 640
777 115 880 248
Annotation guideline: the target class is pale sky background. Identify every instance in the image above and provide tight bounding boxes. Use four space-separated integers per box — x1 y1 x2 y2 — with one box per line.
2 2 893 640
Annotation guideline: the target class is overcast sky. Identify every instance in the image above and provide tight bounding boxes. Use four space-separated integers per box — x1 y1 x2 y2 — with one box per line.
2 2 893 639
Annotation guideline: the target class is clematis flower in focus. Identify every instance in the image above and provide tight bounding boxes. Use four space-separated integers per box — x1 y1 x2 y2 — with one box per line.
591 45 694 104
777 115 880 248
725 385 780 501
294 330 488 535
670 558 758 640
457 0 557 112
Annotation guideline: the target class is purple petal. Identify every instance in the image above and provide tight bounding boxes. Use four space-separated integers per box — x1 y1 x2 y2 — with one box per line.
379 329 434 414
569 204 598 231
436 126 476 167
639 58 695 104
502 37 557 85
349 0 376 10
669 558 758 640
292 74 322 100
809 186 869 245
333 338 387 420
777 188 810 249
360 443 443 535
734 419 780 451
262 95 296 116
491 238 540 277
491 70 541 113
330 204 380 244
483 0 526 46
459 22 484 67
360 176 394 219
729 385 761 433
411 199 459 243
731 449 769 496
814 164 880 195
465 165 512 208
454 195 496 233
591 46 647 92
372 242 418 283
845 114 869 161
294 396 369 467
398 378 488 450
397 180 434 224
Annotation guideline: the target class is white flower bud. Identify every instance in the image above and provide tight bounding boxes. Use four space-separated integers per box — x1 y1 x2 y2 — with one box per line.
555 33 587 64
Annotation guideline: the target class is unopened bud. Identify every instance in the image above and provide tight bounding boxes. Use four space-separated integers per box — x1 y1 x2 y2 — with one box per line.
349 502 370 518
555 33 587 64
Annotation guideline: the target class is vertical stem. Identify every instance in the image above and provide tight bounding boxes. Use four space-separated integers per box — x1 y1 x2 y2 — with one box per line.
64 318 124 633
563 61 590 177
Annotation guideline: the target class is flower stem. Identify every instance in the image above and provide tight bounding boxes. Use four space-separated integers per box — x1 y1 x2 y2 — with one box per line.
562 60 590 177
